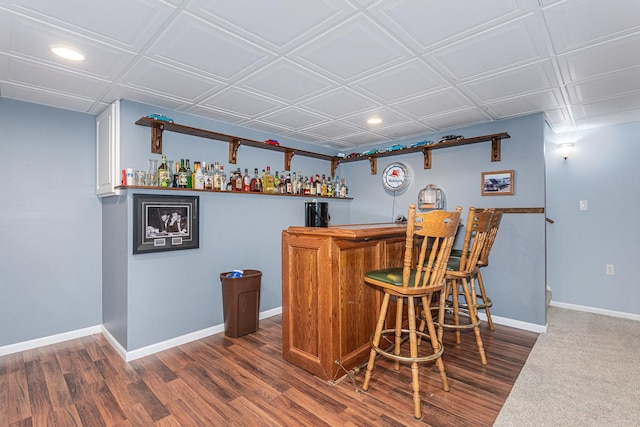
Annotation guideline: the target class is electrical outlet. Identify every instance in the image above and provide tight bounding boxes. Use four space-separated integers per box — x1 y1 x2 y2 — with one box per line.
579 200 588 211
606 264 615 275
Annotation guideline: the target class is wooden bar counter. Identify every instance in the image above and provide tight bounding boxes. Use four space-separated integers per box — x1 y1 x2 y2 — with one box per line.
281 223 407 381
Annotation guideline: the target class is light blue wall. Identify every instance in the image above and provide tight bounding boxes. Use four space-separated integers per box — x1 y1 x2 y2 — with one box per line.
0 97 101 346
107 100 351 350
345 114 548 325
546 121 640 315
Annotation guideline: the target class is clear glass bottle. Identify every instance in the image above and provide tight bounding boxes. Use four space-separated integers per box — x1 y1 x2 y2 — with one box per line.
149 158 159 186
285 172 292 194
264 166 274 193
212 161 221 191
219 165 227 191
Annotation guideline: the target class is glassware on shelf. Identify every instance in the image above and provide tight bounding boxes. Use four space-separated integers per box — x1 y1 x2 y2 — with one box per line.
148 159 158 186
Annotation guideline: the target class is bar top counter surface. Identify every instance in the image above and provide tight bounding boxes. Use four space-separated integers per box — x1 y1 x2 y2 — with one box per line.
281 222 408 381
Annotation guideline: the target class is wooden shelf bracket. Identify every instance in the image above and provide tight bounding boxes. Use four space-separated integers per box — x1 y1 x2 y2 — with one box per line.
368 156 377 175
229 138 241 164
284 149 295 171
491 137 501 162
423 148 432 170
151 124 164 154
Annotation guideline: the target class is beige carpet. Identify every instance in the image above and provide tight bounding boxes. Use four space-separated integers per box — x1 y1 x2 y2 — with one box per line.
494 306 640 426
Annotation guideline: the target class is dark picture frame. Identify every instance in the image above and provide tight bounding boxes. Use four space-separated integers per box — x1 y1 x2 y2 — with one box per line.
481 170 514 196
133 194 199 254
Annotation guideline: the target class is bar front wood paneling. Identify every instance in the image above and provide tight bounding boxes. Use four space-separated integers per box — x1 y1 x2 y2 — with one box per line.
281 223 407 381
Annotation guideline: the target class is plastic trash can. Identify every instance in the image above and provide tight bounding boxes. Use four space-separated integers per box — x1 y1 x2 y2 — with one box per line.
219 269 262 337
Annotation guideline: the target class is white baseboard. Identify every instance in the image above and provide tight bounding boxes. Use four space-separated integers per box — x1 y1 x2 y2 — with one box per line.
0 325 102 357
478 312 547 333
549 300 640 322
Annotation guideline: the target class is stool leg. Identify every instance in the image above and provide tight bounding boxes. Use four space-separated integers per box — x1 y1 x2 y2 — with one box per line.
407 296 421 419
422 294 449 392
394 296 404 371
450 279 462 344
476 270 494 330
363 292 391 391
462 277 487 365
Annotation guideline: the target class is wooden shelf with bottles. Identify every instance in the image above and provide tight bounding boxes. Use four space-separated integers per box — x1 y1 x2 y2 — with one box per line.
136 116 509 177
335 132 511 174
115 185 352 200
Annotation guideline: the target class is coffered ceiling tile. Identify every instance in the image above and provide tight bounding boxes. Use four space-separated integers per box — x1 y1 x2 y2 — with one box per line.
0 82 95 111
542 0 640 53
556 34 640 82
102 85 187 111
350 59 448 103
121 58 223 102
461 60 559 103
394 88 473 119
187 0 354 50
9 0 177 50
240 59 335 102
0 11 135 80
422 108 494 130
567 68 640 104
485 89 564 118
425 14 548 81
574 108 640 129
336 132 392 148
259 107 329 129
0 54 110 99
573 92 640 119
200 86 285 118
183 105 248 124
341 107 412 130
299 87 378 118
373 121 435 140
303 121 362 139
147 13 273 80
369 0 530 51
292 14 413 81
241 119 296 136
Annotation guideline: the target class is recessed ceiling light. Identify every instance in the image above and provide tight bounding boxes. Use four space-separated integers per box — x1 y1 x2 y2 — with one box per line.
367 117 382 125
50 46 85 61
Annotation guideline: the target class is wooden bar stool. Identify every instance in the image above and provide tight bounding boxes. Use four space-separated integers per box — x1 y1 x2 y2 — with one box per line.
362 204 461 420
437 207 494 365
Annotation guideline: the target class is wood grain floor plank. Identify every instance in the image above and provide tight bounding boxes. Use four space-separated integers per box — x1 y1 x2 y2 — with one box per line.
0 313 537 425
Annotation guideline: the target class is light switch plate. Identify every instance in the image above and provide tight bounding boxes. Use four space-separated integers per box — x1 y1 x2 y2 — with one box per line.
579 200 588 210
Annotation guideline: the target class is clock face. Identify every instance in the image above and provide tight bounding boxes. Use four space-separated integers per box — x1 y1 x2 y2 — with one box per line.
382 162 410 192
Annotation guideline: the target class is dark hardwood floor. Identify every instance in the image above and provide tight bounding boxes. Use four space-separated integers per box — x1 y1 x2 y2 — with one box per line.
0 315 538 426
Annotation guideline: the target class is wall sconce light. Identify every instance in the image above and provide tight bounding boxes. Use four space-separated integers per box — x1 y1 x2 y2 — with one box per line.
557 143 574 160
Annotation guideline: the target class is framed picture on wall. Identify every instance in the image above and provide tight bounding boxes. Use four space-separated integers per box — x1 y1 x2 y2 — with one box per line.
133 194 199 254
481 170 514 196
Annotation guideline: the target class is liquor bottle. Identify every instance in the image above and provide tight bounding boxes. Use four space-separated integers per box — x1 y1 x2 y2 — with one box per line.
304 176 311 195
219 165 227 191
327 176 333 197
285 172 292 194
172 160 180 187
203 162 213 190
243 168 251 192
309 176 316 195
178 159 188 188
321 174 327 196
185 159 193 188
250 168 261 192
264 166 274 193
234 168 243 192
273 170 280 193
158 155 171 187
212 162 221 191
340 178 348 198
193 162 205 190
315 174 322 195
277 171 286 193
